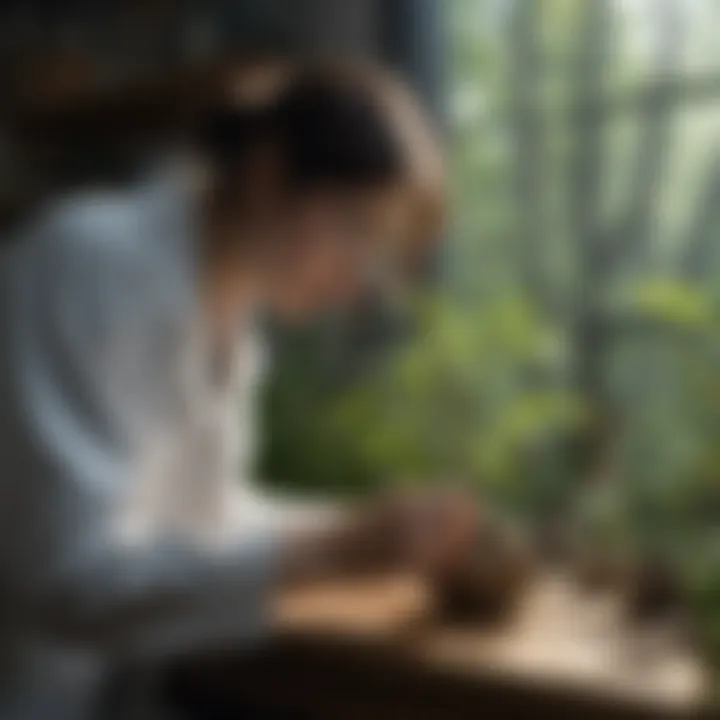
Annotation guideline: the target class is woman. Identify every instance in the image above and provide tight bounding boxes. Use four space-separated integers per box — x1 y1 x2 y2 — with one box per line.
0 61 471 719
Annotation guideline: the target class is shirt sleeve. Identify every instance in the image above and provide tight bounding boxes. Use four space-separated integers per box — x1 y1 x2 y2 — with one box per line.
4 202 283 659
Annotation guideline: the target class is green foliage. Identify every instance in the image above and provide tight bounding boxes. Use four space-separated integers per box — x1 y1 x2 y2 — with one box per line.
259 328 382 498
609 281 720 545
614 279 715 331
684 543 720 679
334 294 583 520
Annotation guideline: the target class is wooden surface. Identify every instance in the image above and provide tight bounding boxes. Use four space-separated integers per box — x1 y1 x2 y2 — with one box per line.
277 573 710 709
169 573 715 719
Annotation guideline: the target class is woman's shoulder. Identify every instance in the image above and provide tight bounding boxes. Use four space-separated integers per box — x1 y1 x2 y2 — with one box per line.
37 187 143 252
8 184 186 333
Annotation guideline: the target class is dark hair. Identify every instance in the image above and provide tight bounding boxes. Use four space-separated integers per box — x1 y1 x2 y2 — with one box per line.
3 59 443 263
197 69 407 194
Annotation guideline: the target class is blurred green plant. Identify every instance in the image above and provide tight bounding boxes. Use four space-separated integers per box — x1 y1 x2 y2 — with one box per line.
333 293 584 522
259 324 382 498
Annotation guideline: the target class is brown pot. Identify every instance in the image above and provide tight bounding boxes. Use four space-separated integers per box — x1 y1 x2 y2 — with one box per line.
431 518 536 625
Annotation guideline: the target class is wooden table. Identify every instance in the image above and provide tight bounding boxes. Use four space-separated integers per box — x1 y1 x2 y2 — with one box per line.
167 574 716 719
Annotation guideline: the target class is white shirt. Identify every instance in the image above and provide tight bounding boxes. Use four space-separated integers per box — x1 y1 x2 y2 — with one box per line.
0 166 284 718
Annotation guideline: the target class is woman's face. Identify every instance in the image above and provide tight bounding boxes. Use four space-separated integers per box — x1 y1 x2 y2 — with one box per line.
262 188 405 321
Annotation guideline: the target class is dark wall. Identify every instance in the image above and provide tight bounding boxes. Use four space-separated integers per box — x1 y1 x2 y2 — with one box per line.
0 0 443 110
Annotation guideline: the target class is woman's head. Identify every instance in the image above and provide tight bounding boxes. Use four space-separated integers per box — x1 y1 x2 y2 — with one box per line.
199 61 445 321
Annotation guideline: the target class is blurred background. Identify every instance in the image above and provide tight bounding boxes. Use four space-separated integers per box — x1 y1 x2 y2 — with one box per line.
2 0 720 707
262 0 720 678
